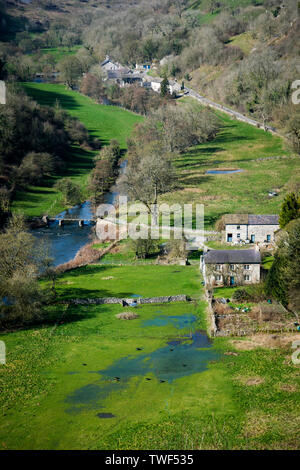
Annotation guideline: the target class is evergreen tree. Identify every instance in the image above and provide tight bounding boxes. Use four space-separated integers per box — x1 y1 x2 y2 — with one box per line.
266 249 288 306
160 76 169 97
278 192 299 228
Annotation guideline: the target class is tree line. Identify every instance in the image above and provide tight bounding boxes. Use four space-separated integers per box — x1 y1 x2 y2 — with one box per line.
0 86 89 223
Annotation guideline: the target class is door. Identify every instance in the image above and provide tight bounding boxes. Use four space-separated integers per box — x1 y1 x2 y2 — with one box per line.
230 276 235 286
227 233 233 242
251 235 255 243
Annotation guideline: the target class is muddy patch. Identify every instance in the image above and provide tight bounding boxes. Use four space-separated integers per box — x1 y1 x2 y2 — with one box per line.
238 376 265 386
279 383 297 393
231 334 300 351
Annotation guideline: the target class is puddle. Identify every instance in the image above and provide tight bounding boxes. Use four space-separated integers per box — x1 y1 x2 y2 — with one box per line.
142 314 196 329
65 381 124 414
96 413 116 419
206 169 244 175
65 330 219 414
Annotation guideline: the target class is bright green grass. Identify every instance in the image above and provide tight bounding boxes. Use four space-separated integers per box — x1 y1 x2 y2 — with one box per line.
1 265 298 449
262 255 275 270
163 97 298 228
22 83 142 147
12 83 142 217
213 286 241 298
51 264 202 300
35 46 81 63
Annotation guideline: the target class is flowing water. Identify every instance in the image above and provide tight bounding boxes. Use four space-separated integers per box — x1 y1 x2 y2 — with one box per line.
32 161 127 266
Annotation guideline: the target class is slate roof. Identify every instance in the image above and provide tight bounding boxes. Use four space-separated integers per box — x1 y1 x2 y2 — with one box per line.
248 214 279 225
224 214 279 225
224 214 249 225
204 249 261 264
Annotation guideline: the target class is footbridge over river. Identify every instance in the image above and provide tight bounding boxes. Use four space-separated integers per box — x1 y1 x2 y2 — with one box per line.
42 215 97 227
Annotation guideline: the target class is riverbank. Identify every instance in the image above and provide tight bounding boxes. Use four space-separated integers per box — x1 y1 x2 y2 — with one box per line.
12 83 142 218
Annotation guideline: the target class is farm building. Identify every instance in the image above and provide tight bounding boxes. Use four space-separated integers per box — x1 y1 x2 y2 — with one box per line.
223 214 279 244
201 248 261 287
100 56 122 71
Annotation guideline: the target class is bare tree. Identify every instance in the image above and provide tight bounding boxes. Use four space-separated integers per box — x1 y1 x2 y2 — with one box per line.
122 151 176 225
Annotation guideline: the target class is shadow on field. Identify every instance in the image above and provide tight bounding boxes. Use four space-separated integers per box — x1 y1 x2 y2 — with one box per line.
58 286 135 300
23 85 80 110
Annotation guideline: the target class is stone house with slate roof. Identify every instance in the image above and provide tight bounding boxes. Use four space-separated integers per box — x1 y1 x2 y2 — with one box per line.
100 56 121 71
201 248 261 286
223 214 279 244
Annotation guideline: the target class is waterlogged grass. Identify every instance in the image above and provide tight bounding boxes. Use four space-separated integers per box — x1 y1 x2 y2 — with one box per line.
163 97 298 228
0 265 299 449
12 83 142 217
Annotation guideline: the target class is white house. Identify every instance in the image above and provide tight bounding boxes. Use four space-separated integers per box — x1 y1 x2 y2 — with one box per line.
169 79 181 95
201 248 261 287
149 77 163 93
223 214 279 244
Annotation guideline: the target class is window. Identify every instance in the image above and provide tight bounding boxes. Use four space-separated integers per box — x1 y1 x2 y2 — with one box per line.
216 264 221 270
237 233 240 239
244 275 251 281
244 265 250 270
216 275 222 281
230 264 235 270
237 225 240 230
267 234 271 242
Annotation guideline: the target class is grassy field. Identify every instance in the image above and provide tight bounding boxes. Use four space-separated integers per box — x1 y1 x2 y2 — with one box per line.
34 46 81 63
0 264 299 450
12 83 142 217
162 97 298 228
50 264 202 300
228 32 258 55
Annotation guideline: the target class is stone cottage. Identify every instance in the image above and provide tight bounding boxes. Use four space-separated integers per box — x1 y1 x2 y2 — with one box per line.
201 248 261 287
223 214 279 244
100 56 122 71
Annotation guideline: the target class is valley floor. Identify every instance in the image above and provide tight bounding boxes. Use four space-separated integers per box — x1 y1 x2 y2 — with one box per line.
0 265 299 450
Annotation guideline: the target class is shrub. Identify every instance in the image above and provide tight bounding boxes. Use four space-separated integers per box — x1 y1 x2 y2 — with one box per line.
232 289 251 302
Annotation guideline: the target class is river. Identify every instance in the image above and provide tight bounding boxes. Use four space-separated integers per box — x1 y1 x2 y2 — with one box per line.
32 161 127 266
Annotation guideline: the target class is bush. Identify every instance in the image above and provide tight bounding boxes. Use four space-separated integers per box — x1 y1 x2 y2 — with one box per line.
54 178 82 205
232 289 251 302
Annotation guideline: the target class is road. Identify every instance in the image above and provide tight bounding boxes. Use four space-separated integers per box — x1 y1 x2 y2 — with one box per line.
136 69 278 135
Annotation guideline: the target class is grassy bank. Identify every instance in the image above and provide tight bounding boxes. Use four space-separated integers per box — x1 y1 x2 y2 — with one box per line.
0 264 299 449
33 46 81 63
163 97 298 228
12 83 142 217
